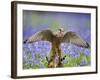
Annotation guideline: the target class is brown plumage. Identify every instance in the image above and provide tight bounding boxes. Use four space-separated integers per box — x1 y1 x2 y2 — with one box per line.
24 28 90 68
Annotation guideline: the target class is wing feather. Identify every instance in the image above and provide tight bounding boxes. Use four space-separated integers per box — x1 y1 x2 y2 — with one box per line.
62 31 90 48
26 29 54 43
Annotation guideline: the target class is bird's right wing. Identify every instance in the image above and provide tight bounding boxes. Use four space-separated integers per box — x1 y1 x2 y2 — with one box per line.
24 29 54 43
62 31 90 48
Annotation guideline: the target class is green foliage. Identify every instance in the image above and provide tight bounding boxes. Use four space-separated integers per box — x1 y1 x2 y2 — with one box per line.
64 52 91 67
26 52 32 59
23 51 91 69
40 57 48 68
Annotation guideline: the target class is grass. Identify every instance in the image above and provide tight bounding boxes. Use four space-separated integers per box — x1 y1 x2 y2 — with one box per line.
23 52 91 69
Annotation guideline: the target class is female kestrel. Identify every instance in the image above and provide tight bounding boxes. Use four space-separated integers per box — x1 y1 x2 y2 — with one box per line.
24 28 90 68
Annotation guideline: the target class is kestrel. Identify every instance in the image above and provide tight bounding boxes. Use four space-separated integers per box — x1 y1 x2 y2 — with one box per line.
24 28 90 68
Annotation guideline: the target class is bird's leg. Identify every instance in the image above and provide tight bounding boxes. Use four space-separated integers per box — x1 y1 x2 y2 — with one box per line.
56 46 63 67
47 46 57 68
47 43 63 68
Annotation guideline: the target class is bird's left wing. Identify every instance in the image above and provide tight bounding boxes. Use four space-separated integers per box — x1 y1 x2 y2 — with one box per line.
62 31 90 48
24 29 54 43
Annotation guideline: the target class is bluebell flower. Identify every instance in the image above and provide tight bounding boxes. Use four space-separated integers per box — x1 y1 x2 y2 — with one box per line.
83 49 91 56
80 57 87 66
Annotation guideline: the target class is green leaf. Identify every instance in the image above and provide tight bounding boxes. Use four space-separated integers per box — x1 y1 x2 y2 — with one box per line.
86 55 91 65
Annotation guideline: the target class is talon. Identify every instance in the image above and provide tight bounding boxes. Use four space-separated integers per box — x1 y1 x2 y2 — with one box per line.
61 55 66 61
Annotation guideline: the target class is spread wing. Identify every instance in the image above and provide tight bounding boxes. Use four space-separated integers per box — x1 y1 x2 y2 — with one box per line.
24 29 54 43
62 31 90 48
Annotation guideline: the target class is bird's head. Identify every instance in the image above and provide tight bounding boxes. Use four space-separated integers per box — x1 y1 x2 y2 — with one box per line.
54 28 65 37
58 28 64 33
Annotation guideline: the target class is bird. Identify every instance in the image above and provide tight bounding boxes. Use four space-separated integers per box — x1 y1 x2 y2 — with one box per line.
24 28 90 68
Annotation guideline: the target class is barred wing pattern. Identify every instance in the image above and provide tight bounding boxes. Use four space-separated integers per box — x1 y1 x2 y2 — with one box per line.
26 30 54 43
62 32 90 48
